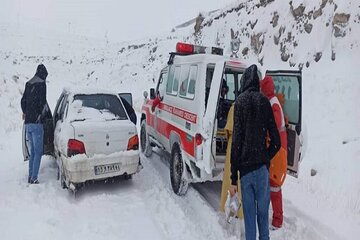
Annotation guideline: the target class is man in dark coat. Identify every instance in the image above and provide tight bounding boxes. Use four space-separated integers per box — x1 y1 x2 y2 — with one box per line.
230 65 280 240
21 64 48 184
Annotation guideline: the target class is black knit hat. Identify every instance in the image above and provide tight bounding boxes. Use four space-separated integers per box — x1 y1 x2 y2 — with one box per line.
35 64 48 80
240 64 259 93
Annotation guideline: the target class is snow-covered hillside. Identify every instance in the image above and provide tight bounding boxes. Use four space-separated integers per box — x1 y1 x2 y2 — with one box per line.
0 0 359 239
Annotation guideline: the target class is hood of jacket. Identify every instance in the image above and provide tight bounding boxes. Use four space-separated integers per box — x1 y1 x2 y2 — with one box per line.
260 75 275 99
240 64 260 93
35 64 48 80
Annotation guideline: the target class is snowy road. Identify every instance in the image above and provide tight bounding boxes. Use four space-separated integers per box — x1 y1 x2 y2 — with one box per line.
0 129 340 240
149 149 344 240
0 130 236 240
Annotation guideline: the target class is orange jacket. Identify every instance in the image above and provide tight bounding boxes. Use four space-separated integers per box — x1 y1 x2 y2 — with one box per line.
261 76 288 187
260 76 287 150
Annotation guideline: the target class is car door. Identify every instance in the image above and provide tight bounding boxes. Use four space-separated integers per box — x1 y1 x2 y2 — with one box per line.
266 70 302 177
22 101 54 161
153 70 168 142
42 102 54 155
118 93 133 107
53 93 68 155
119 93 136 125
22 123 30 161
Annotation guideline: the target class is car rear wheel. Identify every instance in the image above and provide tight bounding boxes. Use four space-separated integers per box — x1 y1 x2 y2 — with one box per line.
140 120 152 157
124 174 132 180
170 143 188 196
57 161 67 189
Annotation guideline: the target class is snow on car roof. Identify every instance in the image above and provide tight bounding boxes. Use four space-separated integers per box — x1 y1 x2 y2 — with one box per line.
63 86 119 96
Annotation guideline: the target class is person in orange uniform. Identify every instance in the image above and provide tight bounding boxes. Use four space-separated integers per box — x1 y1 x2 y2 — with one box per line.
260 76 288 229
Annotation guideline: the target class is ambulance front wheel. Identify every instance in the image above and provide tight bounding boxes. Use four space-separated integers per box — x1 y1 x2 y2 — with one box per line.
170 143 189 196
140 120 152 157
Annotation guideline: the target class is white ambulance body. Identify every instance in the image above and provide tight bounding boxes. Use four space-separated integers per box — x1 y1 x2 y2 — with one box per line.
141 42 303 195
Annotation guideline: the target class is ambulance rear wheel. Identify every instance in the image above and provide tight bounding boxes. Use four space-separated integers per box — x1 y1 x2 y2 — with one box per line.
140 120 152 157
170 143 188 196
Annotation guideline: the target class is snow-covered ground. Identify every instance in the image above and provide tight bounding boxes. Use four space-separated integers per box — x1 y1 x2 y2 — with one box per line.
0 0 360 239
0 130 236 240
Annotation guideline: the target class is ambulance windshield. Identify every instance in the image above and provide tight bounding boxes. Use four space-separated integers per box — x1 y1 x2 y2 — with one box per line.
205 64 244 108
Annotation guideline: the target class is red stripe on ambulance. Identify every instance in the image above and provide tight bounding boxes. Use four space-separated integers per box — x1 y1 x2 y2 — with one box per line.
142 101 196 157
156 117 195 157
142 101 155 128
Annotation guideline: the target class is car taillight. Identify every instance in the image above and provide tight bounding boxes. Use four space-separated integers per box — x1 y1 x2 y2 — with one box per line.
195 134 203 146
67 139 86 157
127 135 139 150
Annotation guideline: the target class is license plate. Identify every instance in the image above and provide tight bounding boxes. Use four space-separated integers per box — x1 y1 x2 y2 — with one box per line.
94 163 122 175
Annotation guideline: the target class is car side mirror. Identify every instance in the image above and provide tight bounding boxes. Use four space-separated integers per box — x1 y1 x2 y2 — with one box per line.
143 91 148 99
150 88 156 100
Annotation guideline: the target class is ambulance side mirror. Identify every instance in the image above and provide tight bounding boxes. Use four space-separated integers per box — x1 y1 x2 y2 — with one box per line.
143 91 148 99
150 88 156 100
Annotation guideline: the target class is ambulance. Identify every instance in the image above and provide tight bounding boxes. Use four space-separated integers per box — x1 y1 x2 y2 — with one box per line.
141 42 303 195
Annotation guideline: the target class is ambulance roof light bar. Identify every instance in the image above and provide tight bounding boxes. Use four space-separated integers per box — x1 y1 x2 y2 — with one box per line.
168 42 224 65
175 42 223 56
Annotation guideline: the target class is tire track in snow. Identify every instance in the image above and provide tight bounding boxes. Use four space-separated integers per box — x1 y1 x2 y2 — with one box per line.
137 150 238 240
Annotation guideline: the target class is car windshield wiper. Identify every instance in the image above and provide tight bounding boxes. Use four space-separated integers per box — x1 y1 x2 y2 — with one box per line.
105 118 118 121
106 116 126 121
71 118 87 122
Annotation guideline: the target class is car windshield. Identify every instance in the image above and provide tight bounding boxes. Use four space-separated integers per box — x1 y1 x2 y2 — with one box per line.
70 94 128 121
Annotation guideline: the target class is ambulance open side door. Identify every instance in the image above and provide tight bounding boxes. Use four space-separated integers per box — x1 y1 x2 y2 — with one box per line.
266 70 302 177
200 60 225 175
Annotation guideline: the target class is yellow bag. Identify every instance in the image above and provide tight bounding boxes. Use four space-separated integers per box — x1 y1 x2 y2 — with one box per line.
219 105 243 219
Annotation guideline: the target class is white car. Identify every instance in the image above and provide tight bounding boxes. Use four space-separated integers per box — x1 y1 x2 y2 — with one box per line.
43 88 140 191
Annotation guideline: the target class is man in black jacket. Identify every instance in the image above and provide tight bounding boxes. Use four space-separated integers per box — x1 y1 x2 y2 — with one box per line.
21 64 48 184
230 65 280 240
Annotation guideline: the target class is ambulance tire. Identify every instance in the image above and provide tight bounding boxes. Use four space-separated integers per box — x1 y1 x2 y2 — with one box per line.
140 120 152 157
170 143 189 196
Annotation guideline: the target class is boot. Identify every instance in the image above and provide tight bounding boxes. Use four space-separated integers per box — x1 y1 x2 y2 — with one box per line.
270 188 283 228
30 179 40 184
